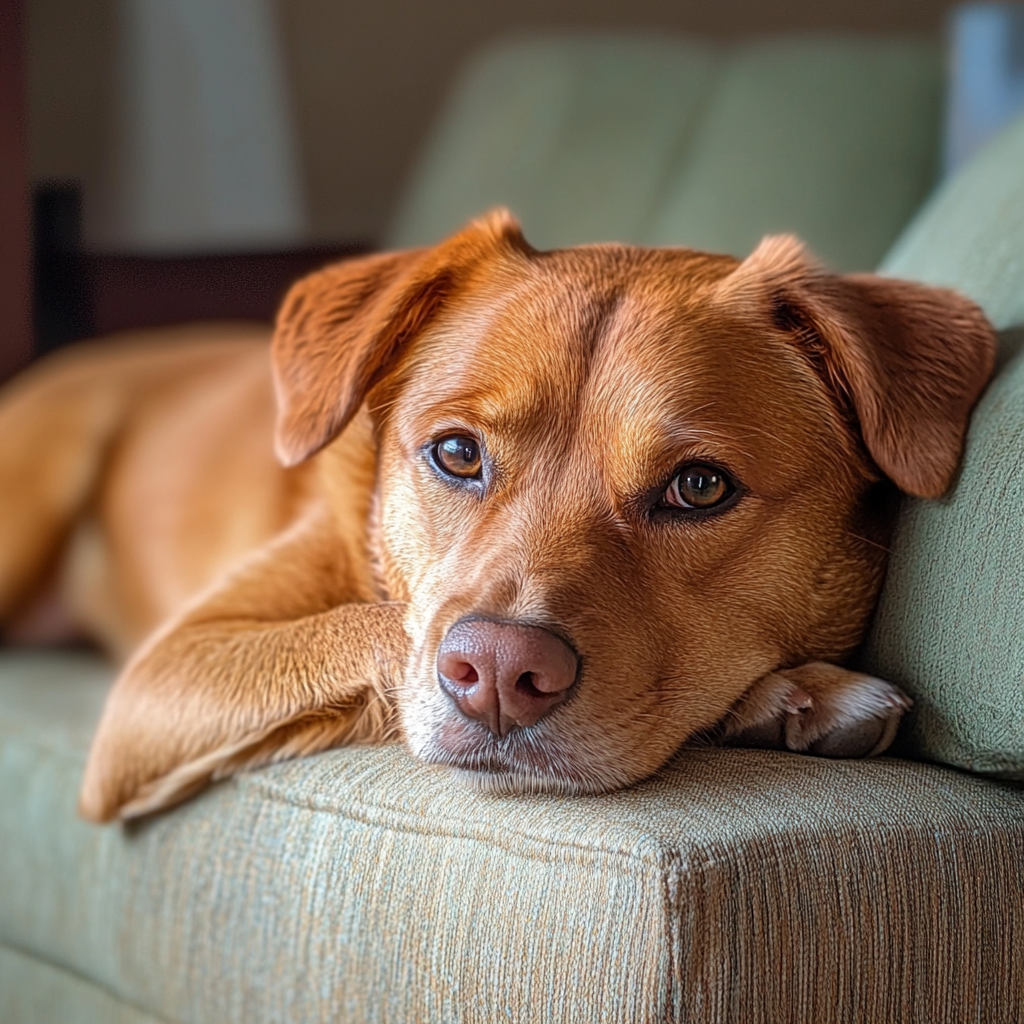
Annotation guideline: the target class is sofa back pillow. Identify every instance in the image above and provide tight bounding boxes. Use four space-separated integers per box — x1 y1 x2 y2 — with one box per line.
646 37 941 271
389 34 942 272
861 111 1024 778
388 35 719 251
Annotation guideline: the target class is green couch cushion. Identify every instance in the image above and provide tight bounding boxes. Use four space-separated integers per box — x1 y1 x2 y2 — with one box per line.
862 112 1024 779
2 652 1023 1023
881 110 1024 332
388 35 719 251
645 37 942 271
389 34 941 272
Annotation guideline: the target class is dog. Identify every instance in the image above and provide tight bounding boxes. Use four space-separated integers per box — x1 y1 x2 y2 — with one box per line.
0 210 995 822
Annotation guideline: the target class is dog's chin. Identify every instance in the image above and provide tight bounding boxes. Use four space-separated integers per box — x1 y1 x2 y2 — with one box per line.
407 715 638 797
447 765 612 797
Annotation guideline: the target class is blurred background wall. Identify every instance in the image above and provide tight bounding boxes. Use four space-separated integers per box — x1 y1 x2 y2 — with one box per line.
26 0 956 247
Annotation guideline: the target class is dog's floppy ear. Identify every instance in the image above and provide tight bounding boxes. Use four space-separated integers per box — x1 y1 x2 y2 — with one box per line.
722 235 996 498
273 208 530 466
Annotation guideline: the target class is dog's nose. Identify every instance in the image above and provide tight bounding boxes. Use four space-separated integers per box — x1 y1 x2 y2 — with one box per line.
437 618 579 737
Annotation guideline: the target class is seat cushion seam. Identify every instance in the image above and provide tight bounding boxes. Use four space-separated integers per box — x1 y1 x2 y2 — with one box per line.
0 938 175 1024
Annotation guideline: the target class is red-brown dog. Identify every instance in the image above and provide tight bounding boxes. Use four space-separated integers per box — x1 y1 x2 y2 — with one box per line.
0 211 995 821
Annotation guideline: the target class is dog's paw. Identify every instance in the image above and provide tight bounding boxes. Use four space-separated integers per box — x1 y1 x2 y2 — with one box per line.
721 661 912 758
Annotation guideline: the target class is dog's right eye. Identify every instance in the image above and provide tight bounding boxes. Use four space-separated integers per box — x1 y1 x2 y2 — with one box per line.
433 436 482 479
662 463 735 512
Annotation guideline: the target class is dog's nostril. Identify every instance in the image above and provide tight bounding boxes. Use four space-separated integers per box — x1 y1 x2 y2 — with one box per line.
436 649 482 690
448 661 479 685
516 671 543 698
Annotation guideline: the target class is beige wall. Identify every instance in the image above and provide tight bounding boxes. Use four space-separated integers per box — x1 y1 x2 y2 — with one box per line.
28 0 954 246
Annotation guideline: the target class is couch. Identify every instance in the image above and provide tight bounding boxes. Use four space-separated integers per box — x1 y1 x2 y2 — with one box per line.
2 34 1022 1023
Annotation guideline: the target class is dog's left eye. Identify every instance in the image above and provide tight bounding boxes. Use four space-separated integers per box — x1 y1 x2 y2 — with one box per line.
663 464 733 510
433 436 482 479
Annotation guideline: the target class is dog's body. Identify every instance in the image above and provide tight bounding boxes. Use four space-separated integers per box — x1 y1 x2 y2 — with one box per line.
1 327 300 655
0 212 995 821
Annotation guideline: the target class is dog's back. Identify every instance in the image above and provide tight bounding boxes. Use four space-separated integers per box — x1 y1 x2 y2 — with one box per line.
0 323 307 657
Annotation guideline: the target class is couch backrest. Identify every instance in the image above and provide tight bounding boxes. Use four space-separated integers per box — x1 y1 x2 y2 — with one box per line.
389 33 942 271
881 110 1024 335
861 110 1024 778
644 37 942 271
388 35 719 253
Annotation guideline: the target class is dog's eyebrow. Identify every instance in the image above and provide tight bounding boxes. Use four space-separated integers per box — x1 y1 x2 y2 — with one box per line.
592 405 762 489
651 403 721 446
653 415 763 463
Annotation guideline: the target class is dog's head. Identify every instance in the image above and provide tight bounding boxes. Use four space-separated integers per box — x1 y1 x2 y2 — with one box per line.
274 210 995 794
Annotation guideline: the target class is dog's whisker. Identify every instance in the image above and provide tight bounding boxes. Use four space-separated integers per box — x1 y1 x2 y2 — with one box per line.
846 531 892 554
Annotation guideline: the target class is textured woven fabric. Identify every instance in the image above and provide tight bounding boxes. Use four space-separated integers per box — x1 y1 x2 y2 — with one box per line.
389 34 941 271
2 652 1023 1023
861 112 1024 777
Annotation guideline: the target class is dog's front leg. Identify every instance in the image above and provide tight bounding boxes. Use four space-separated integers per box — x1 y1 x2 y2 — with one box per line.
80 508 410 822
720 662 912 758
